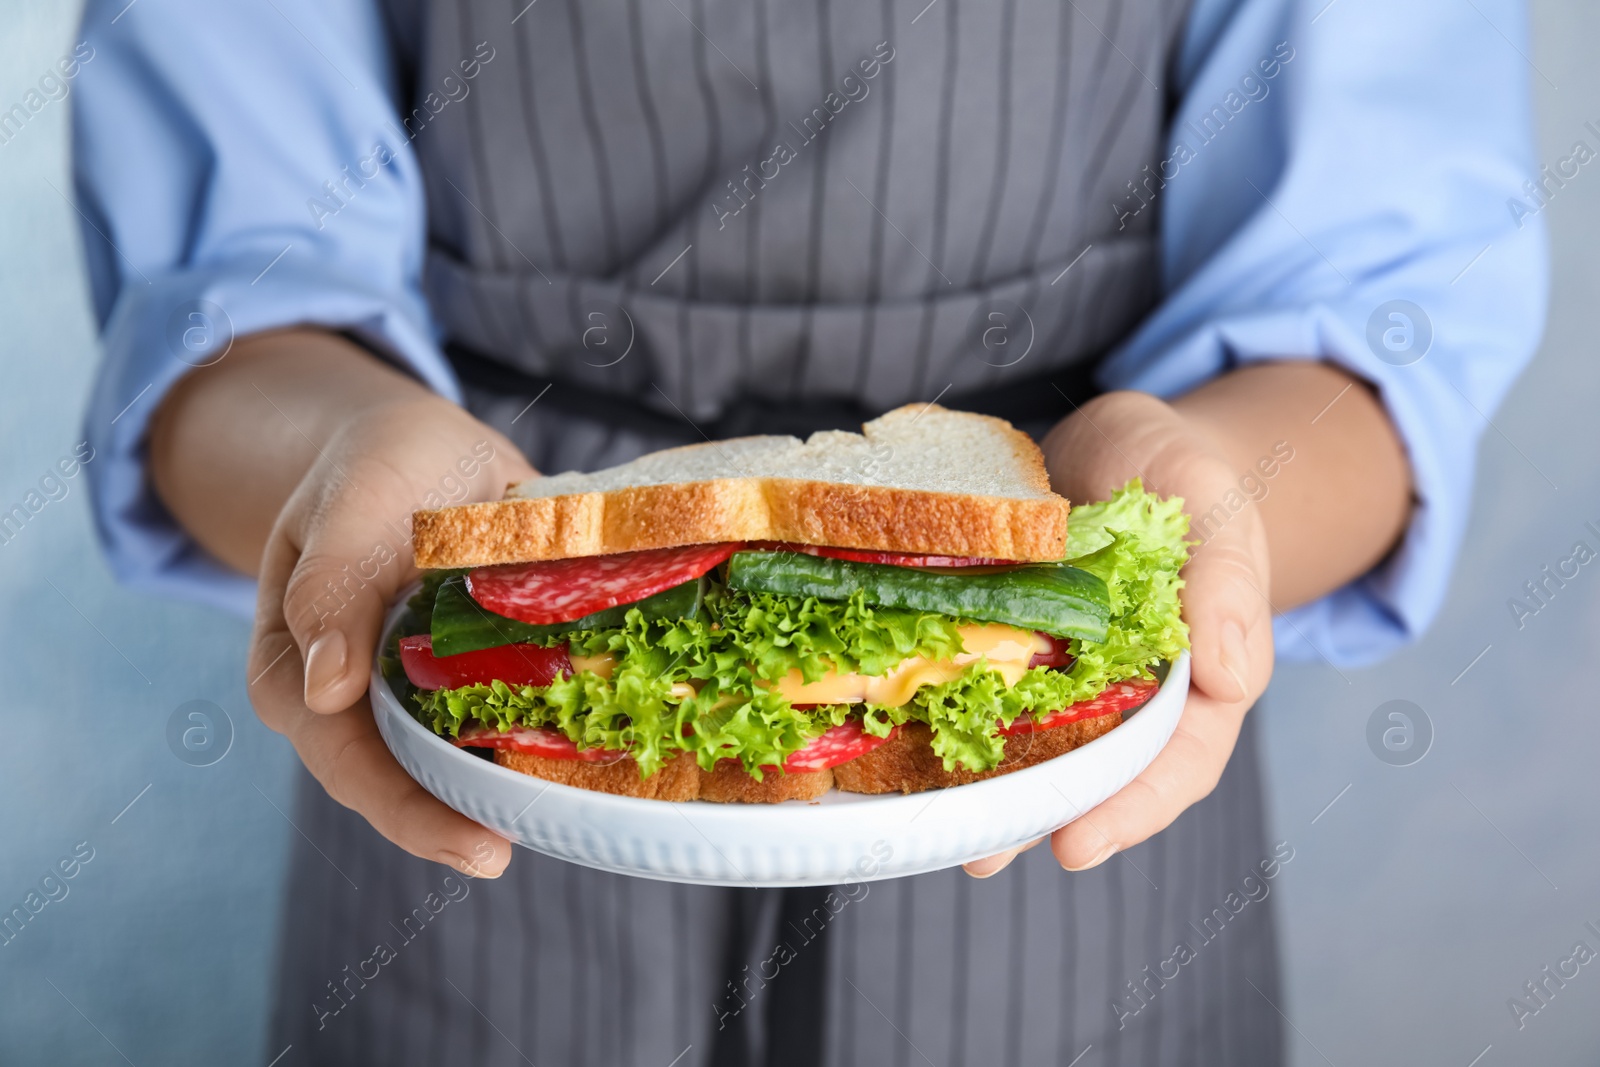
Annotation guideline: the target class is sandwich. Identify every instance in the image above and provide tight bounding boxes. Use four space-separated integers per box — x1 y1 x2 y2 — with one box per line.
384 405 1190 802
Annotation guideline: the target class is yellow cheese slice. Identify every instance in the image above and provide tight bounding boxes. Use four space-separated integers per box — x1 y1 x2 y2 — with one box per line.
769 623 1048 707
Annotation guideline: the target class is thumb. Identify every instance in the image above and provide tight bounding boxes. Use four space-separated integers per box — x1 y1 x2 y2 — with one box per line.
1182 522 1272 706
272 425 537 714
279 506 416 715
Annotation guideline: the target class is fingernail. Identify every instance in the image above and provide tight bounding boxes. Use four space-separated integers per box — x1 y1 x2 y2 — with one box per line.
1062 843 1118 872
1220 619 1249 701
303 629 348 705
964 851 1017 879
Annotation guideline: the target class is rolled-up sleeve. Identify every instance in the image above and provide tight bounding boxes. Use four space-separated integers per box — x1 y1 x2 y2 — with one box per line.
73 0 458 616
1101 0 1549 666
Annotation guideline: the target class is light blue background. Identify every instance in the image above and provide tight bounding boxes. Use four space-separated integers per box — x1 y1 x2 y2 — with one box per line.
2 1 1598 1065
0 5 297 1066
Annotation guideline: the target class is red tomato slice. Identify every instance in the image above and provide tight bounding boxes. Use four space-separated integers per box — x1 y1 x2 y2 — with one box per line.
452 722 624 763
782 721 901 773
998 677 1159 736
1029 634 1075 669
749 541 1023 568
467 542 740 625
399 634 572 691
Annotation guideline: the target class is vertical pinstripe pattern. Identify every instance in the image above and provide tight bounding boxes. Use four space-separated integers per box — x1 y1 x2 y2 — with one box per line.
1001 863 1024 1067
848 0 896 397
764 888 833 1067
984 0 1071 391
468 855 492 1066
787 0 832 398
1104 854 1127 1067
1202 765 1225 1065
908 0 960 401
624 0 670 237
1184 761 1211 1065
511 10 567 270
514 823 539 1063
832 907 850 1064
679 0 720 409
967 0 1016 287
407 0 1180 416
1156 836 1176 1067
565 858 593 1065
673 882 693 1057
892 878 915 1067
597 872 619 1067
565 2 622 271
1062 847 1083 1064
1215 746 1238 1066
736 0 776 380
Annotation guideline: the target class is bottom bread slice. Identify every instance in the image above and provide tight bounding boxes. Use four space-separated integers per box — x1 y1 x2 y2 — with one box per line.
489 714 1121 801
697 761 834 802
493 749 702 800
831 715 1123 795
492 749 832 802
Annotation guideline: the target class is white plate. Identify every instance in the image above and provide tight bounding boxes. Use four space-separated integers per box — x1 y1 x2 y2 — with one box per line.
372 596 1189 887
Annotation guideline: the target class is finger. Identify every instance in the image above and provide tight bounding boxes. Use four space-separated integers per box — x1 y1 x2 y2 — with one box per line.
1182 535 1270 705
249 625 512 875
298 697 513 876
1050 691 1246 870
251 489 388 717
277 474 421 714
280 429 538 715
247 530 310 703
963 836 1045 879
1182 476 1275 699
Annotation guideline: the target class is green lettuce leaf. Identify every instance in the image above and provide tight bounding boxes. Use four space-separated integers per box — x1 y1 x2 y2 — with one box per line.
1058 479 1191 699
411 585 965 778
893 664 1085 771
692 585 966 683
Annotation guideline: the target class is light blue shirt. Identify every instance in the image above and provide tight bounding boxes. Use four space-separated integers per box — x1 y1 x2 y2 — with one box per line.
72 0 1548 666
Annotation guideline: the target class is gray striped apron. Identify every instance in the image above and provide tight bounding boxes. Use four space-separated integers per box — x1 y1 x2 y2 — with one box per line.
271 1 1284 1062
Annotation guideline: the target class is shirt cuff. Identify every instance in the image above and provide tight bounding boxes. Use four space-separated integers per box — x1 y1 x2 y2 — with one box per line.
83 258 460 617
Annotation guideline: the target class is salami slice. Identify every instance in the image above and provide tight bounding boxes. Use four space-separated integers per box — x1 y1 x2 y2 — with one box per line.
998 677 1159 736
782 720 901 773
749 541 1023 568
467 542 741 625
453 722 627 763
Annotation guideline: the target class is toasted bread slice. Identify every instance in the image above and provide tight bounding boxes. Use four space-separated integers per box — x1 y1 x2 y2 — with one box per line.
493 749 701 800
831 716 1123 795
413 405 1068 568
490 716 1120 802
696 762 834 803
492 749 832 802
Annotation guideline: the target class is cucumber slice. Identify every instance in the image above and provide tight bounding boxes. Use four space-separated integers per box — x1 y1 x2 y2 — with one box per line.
725 551 1110 641
429 574 704 656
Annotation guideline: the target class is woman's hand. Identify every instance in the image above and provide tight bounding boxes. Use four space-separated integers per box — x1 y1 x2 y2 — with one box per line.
963 364 1411 877
963 391 1274 877
150 329 537 877
245 394 535 877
